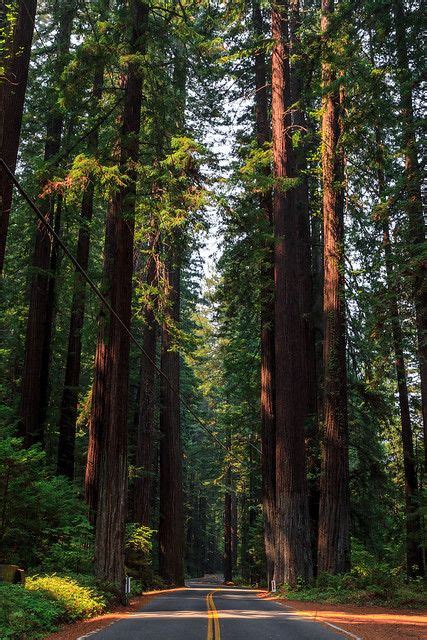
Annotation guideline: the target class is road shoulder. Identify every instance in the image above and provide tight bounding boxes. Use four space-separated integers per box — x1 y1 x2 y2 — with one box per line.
263 594 427 640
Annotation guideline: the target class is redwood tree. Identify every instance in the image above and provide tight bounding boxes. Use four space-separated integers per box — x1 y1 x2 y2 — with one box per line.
252 0 275 587
373 89 424 576
223 464 233 583
57 54 105 480
19 1 76 446
88 0 149 592
0 0 37 275
134 244 158 525
392 0 427 473
158 248 185 586
272 0 313 586
317 0 350 575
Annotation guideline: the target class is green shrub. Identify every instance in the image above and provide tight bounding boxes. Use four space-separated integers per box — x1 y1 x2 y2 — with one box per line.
281 567 427 608
125 524 155 586
0 583 64 639
26 575 107 620
0 433 94 572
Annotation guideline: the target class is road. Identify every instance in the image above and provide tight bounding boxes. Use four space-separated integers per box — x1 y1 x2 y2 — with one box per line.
81 580 357 640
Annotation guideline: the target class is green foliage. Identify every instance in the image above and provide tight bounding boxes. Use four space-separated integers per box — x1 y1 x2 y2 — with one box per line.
0 432 93 571
0 583 63 640
281 542 427 608
26 575 106 620
125 524 156 587
0 574 121 640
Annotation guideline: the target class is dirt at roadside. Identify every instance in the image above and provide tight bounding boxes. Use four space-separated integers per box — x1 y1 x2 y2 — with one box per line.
273 596 427 640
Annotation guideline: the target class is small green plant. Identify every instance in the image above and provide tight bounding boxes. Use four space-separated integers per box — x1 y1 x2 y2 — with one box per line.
26 575 107 620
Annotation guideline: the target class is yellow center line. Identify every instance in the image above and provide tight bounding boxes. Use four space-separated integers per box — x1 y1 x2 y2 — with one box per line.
206 590 221 640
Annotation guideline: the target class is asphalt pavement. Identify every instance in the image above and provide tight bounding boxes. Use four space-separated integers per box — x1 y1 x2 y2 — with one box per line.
81 580 355 640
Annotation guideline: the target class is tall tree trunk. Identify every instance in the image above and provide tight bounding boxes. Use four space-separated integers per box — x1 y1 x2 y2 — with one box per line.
223 465 233 583
289 0 316 420
374 125 424 576
57 58 105 479
317 0 350 575
231 490 238 568
252 0 276 588
134 246 158 525
19 1 75 446
289 0 319 573
272 0 313 586
392 0 427 474
88 0 149 594
158 250 184 586
158 46 186 588
0 0 37 275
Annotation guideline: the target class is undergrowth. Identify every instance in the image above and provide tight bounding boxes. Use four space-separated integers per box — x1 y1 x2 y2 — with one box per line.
0 574 118 640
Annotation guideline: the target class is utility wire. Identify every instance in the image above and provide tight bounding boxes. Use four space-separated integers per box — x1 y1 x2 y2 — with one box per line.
1 159 261 460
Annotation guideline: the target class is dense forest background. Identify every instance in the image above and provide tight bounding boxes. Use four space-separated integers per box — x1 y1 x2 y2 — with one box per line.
0 0 425 629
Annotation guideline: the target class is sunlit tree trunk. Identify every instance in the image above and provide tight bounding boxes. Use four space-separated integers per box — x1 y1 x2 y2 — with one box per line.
272 0 313 586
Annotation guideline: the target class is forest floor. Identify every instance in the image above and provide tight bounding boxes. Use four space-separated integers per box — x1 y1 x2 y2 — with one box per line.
269 594 427 640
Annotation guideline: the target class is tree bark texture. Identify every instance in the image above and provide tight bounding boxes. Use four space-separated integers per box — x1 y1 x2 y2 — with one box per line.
88 0 149 593
0 0 37 275
317 0 350 575
57 59 105 480
158 251 185 586
252 0 276 588
134 247 158 525
375 126 424 577
392 0 427 474
223 466 233 583
272 0 313 586
19 1 75 446
158 45 187 588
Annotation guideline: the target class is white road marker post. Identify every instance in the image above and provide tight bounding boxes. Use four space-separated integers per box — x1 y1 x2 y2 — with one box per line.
271 579 276 593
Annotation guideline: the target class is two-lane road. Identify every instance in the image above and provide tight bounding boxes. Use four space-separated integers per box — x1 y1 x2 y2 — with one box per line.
83 582 357 640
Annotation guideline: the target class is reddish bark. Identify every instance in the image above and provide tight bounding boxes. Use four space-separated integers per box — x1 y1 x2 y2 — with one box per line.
134 248 158 525
158 252 185 586
57 59 105 480
19 3 75 446
223 464 233 583
317 0 350 575
272 0 313 586
0 0 37 275
88 0 149 593
252 0 276 587
158 47 186 588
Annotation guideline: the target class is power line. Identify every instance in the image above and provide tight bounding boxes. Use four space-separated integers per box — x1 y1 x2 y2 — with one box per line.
1 159 261 461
